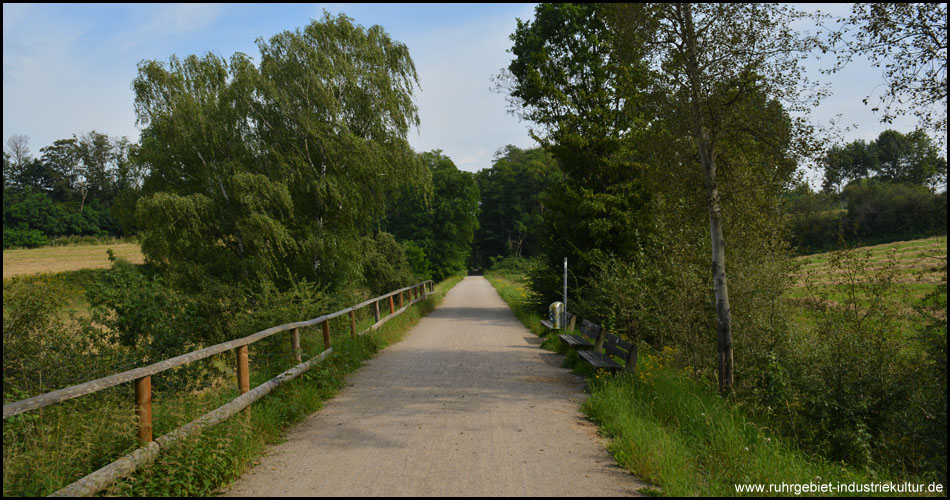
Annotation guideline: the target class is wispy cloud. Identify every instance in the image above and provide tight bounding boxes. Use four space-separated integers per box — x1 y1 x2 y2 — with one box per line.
113 4 225 52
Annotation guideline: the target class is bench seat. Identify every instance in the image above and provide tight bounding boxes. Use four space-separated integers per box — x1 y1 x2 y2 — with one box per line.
557 333 594 350
578 349 622 371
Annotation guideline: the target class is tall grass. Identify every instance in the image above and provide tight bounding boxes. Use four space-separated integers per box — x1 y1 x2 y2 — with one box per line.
581 348 877 496
484 265 915 497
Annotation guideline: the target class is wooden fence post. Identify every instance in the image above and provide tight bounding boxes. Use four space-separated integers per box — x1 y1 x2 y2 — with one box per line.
134 376 152 445
291 327 301 363
389 295 395 314
322 319 332 350
237 345 250 415
237 346 250 394
349 310 356 339
375 300 381 323
399 290 404 309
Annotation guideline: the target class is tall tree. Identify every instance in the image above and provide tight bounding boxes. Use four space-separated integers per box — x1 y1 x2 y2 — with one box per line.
39 138 82 203
132 13 427 290
499 3 652 304
385 150 479 281
821 129 947 192
4 135 33 191
608 3 820 394
821 139 878 195
473 145 559 265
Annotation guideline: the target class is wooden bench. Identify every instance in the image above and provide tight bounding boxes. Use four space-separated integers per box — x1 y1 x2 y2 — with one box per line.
541 311 575 331
577 331 637 373
558 317 598 350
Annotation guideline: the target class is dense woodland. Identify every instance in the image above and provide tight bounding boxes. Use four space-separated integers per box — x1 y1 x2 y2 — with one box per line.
3 2 947 492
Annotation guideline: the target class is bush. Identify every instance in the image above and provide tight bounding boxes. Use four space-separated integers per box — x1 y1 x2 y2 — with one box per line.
844 181 947 240
2 277 121 398
787 210 847 253
3 226 48 249
361 232 415 296
772 247 944 478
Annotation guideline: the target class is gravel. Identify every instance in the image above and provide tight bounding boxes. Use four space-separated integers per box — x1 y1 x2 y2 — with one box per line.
221 276 646 497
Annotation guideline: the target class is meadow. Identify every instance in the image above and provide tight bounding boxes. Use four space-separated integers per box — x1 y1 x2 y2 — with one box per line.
2 241 145 280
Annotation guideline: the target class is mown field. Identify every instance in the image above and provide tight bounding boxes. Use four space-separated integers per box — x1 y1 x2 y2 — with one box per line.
2 242 145 280
788 236 947 334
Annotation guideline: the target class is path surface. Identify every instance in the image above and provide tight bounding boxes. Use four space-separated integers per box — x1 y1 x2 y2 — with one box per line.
222 276 645 497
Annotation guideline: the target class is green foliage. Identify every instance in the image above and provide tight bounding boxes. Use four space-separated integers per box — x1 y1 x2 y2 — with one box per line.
83 258 254 396
385 150 479 281
402 240 432 282
360 232 415 295
821 129 947 192
1 129 140 248
757 245 948 480
472 146 560 267
844 181 947 240
2 276 124 398
502 3 653 307
132 12 428 292
581 349 877 496
915 269 947 484
788 180 947 254
3 226 48 249
3 189 110 242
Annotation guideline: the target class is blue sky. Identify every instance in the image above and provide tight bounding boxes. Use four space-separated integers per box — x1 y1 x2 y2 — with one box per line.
2 3 935 180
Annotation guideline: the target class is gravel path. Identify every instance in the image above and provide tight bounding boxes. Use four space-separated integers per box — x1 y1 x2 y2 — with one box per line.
222 276 646 497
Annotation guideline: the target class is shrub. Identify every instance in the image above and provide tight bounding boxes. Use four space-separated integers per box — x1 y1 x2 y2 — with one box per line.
3 226 48 249
361 232 415 296
2 276 120 397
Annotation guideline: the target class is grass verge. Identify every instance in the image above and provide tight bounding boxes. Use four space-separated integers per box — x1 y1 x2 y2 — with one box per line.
484 270 910 497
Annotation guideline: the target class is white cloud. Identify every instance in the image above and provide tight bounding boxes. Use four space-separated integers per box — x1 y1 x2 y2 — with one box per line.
401 5 538 172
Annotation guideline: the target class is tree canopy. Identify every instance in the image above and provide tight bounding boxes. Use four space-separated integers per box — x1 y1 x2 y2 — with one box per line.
472 145 560 266
132 13 428 291
499 3 653 304
385 150 479 281
822 129 947 192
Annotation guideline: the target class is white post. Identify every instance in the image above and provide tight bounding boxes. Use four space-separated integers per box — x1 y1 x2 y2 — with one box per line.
563 257 568 330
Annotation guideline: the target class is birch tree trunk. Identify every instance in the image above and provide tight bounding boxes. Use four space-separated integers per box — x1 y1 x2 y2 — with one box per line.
679 3 734 394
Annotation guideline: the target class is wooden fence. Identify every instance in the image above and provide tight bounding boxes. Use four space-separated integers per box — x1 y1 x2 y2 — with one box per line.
3 280 434 497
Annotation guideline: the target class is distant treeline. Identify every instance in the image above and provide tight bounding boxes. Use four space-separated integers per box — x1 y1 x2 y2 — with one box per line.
3 132 140 249
787 129 947 253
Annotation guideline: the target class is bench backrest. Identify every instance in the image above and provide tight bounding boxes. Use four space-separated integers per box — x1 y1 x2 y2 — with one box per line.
578 319 601 341
579 320 637 368
603 332 635 364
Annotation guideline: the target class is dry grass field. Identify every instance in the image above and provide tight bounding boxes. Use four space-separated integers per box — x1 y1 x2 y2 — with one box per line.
2 242 145 280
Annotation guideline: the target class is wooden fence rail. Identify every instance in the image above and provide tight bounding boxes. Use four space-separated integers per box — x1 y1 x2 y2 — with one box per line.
2 279 434 497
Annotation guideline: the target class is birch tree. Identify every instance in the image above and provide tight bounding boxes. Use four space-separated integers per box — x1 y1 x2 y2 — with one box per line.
608 3 821 394
132 12 427 290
